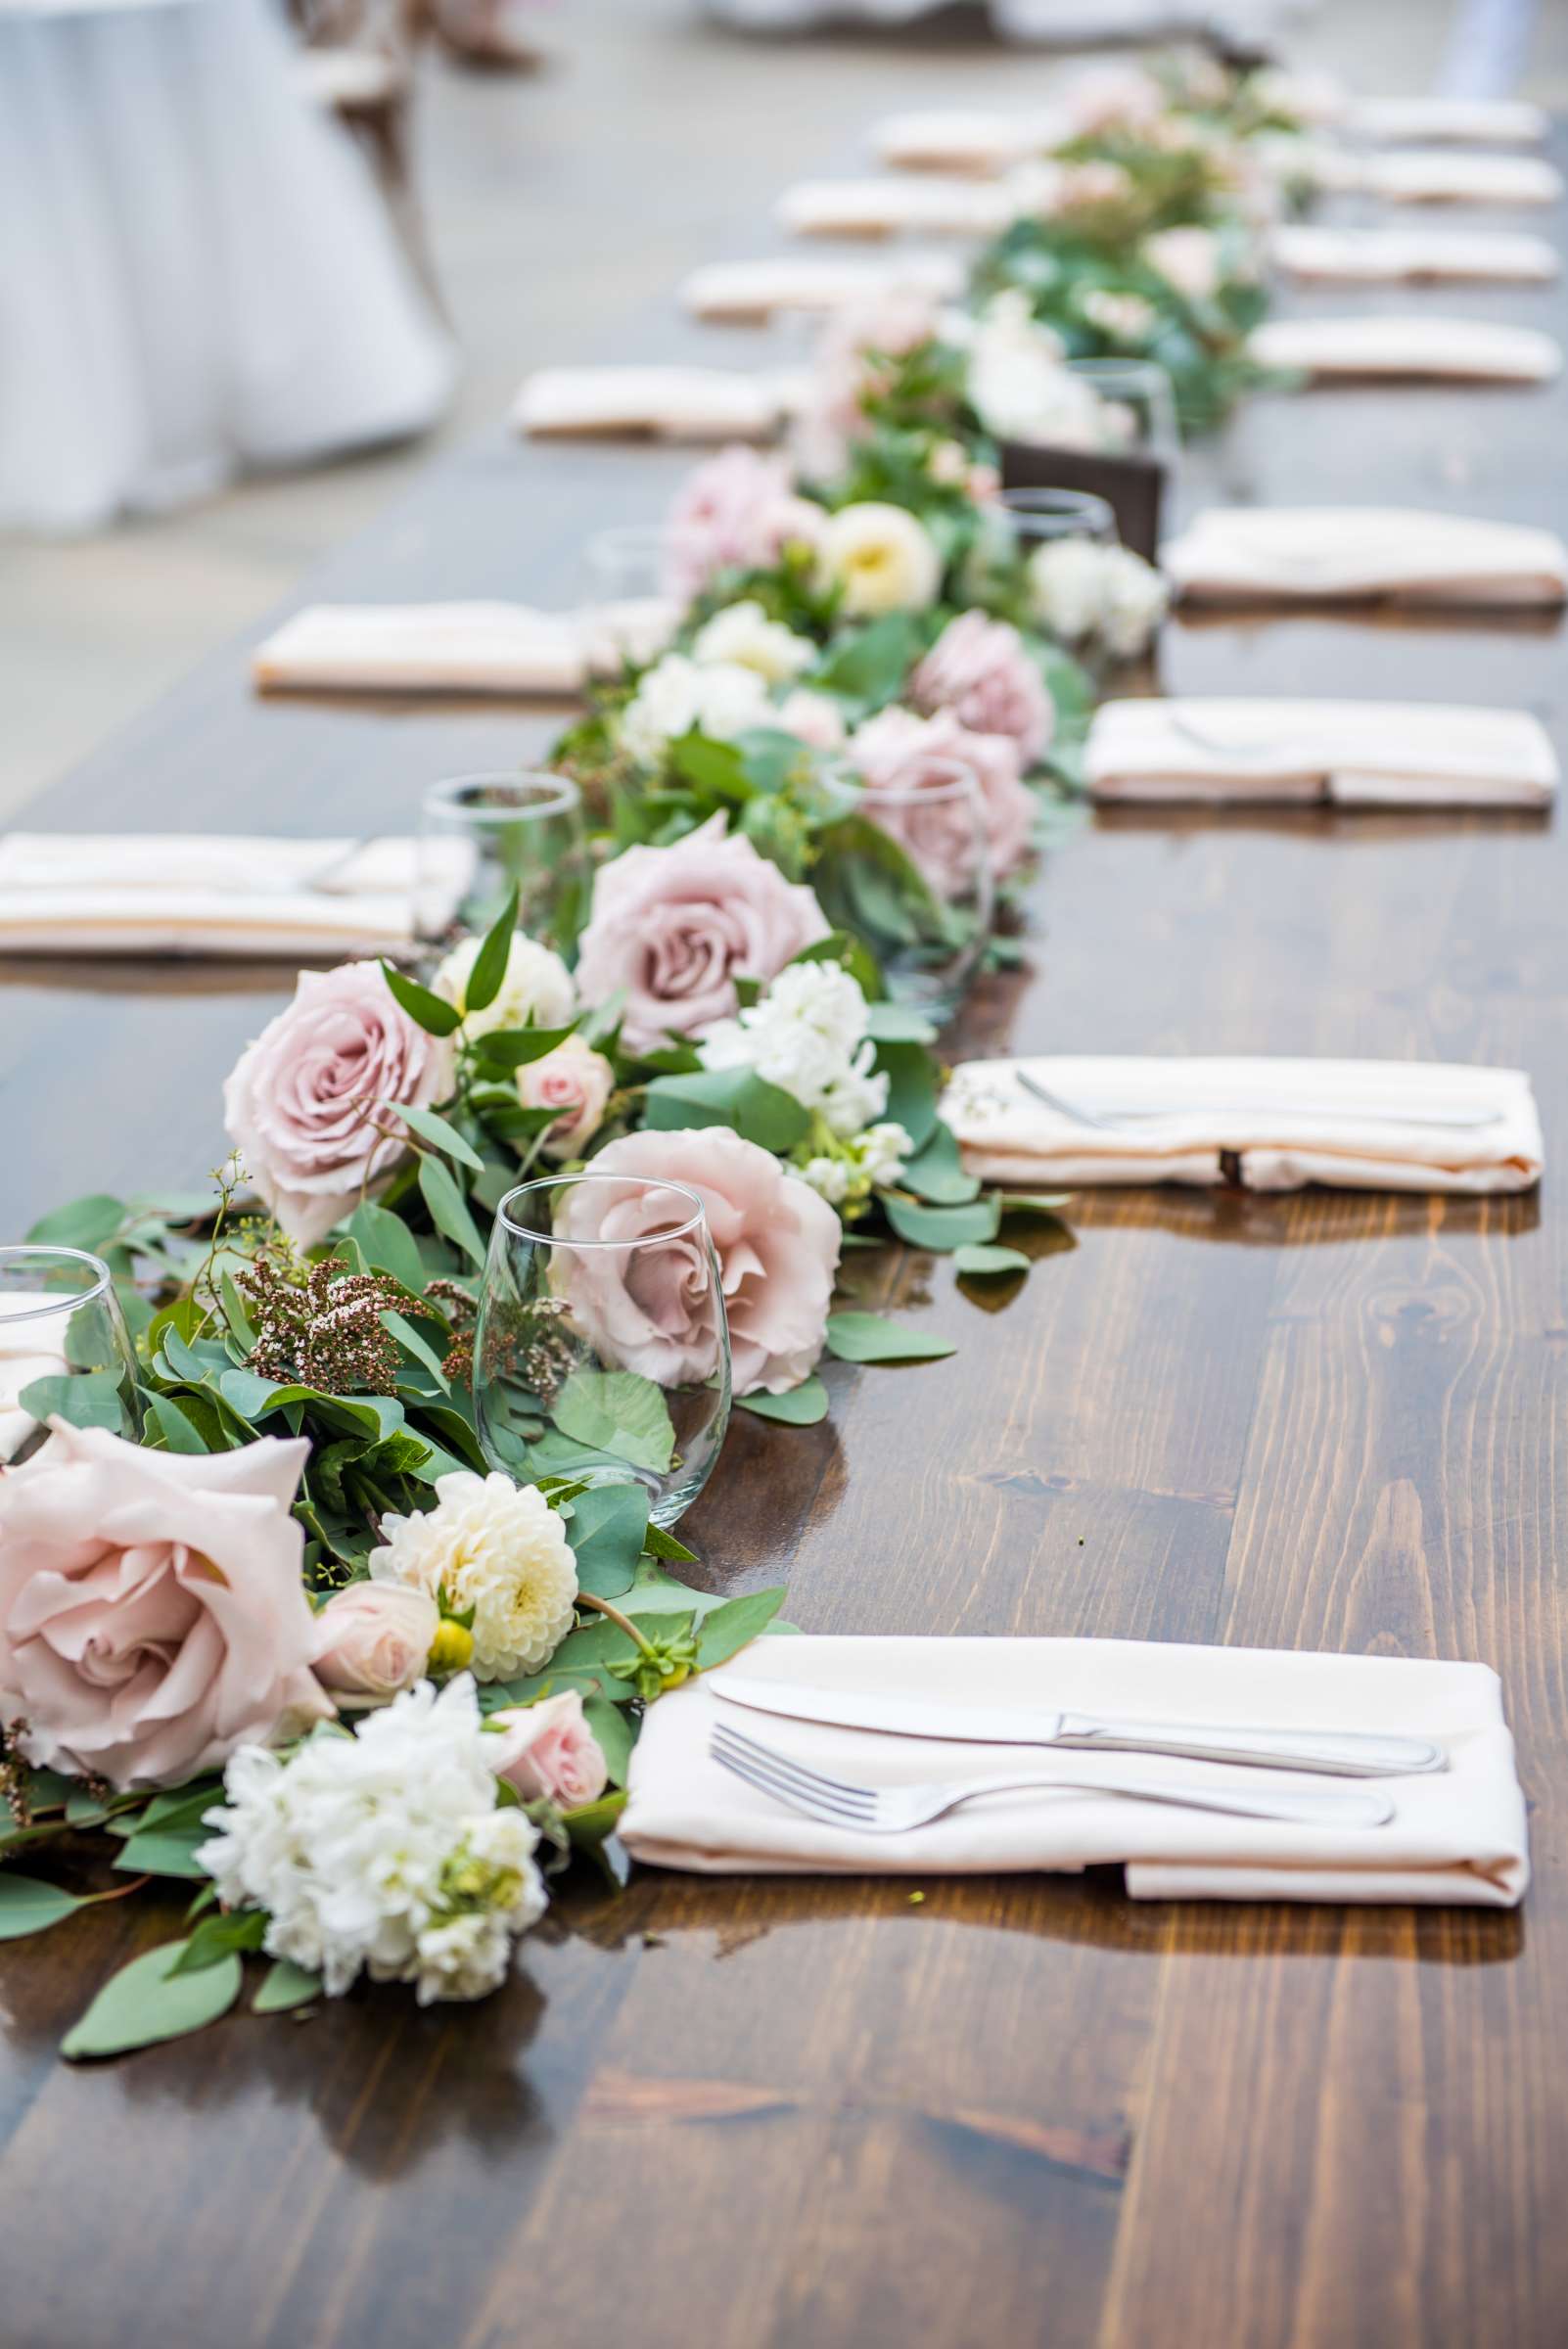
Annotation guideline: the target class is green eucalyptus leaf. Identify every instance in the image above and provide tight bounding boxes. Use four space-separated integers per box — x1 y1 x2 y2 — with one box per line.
471 1025 576 1073
419 1156 487 1268
381 961 463 1037
24 1194 127 1253
862 1001 938 1044
0 1874 89 1941
61 1939 243 2060
567 1481 652 1599
254 1958 322 2014
824 1311 956 1364
17 1368 128 1434
163 1910 268 1975
873 1040 941 1151
550 1371 674 1478
642 1067 809 1154
694 1587 787 1670
386 1101 484 1174
345 1200 429 1293
736 1375 829 1426
580 1695 636 1786
898 1121 981 1206
144 1392 212 1455
884 1193 1000 1252
461 886 521 1016
953 1243 1031 1278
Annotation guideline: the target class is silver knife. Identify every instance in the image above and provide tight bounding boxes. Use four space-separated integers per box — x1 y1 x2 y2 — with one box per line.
706 1675 1447 1778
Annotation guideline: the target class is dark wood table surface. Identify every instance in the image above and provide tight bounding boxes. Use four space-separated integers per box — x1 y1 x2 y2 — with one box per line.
3 115 1567 2349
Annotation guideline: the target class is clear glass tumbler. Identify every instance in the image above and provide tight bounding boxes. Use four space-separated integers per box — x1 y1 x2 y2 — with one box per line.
475 1174 732 1527
0 1246 142 1462
831 760 995 1020
417 771 588 956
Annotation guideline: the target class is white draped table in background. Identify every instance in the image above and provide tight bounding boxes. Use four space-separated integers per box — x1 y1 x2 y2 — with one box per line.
0 0 455 532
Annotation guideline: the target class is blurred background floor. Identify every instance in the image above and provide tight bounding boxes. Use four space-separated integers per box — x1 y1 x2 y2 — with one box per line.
2 0 1565 818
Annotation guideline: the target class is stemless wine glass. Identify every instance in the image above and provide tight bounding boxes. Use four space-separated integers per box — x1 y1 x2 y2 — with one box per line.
0 1246 142 1462
417 771 587 956
475 1175 732 1527
835 760 994 1020
1065 358 1182 469
997 486 1121 554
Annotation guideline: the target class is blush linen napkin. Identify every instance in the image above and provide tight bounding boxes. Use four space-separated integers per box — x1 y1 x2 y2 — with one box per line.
871 108 1059 174
511 365 798 442
621 1637 1529 1907
1249 315 1561 385
776 175 1010 239
680 253 961 321
1349 95 1547 145
1084 698 1558 809
1162 509 1568 609
0 834 469 958
253 598 675 696
1271 225 1558 286
940 1055 1544 1195
1357 149 1562 205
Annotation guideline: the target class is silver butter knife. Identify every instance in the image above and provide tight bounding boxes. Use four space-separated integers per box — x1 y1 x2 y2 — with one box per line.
706 1675 1446 1778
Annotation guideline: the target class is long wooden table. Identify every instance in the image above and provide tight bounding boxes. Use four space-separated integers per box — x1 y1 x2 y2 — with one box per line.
3 116 1567 2349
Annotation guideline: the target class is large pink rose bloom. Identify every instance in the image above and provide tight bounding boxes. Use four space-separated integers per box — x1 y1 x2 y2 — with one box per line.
223 960 454 1248
574 813 831 1055
664 445 827 602
848 705 1037 892
909 612 1055 767
0 1424 331 1791
557 1129 841 1397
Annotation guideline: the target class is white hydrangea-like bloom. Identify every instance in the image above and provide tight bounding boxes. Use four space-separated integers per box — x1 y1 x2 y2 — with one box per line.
435 932 576 1041
801 1155 852 1205
1028 537 1110 645
691 600 816 684
1096 545 1171 659
699 958 889 1139
855 1121 913 1190
195 1677 547 2004
370 1473 578 1681
960 292 1106 451
620 653 773 763
1080 289 1159 346
817 502 943 618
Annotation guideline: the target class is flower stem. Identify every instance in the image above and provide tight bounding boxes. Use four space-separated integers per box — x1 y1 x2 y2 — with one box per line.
575 1591 657 1657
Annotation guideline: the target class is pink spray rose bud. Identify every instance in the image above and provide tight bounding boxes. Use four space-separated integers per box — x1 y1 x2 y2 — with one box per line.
488 1689 610 1810
514 1034 617 1162
312 1581 439 1702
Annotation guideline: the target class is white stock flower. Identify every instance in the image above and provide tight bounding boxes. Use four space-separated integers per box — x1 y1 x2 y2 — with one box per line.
1028 537 1109 645
1029 539 1169 658
1080 290 1159 345
699 957 889 1139
856 1121 913 1189
435 932 576 1041
1096 545 1171 659
620 652 773 763
370 1473 578 1681
800 1155 851 1205
963 292 1109 449
195 1676 547 2004
691 600 815 684
817 502 943 618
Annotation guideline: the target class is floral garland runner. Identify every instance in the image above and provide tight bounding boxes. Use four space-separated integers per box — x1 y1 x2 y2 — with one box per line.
0 54 1271 2057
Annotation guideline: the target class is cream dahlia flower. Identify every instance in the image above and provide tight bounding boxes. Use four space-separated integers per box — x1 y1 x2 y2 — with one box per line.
369 1473 578 1681
435 932 576 1042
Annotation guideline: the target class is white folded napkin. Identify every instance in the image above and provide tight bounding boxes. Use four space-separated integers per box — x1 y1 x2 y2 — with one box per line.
0 834 471 958
871 108 1060 175
511 365 798 441
253 598 675 696
1249 314 1561 384
1271 224 1558 285
1163 508 1568 609
622 1636 1529 1906
1085 696 1558 810
0 1297 69 1463
940 1053 1544 1194
679 253 962 321
1348 96 1548 146
776 176 1011 239
1357 150 1563 206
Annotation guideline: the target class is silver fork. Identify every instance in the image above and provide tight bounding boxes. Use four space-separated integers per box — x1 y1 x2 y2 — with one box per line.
710 1723 1396 1834
1014 1071 1501 1135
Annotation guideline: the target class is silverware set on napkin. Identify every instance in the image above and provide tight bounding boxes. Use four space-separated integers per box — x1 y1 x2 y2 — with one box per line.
706 1674 1449 1836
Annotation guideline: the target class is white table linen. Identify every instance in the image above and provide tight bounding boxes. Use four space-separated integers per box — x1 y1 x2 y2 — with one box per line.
512 365 798 441
776 176 1011 238
1271 224 1558 285
623 1636 1529 1907
1250 315 1561 384
253 599 676 696
941 1055 1544 1195
1162 508 1568 608
1084 697 1557 809
680 253 962 320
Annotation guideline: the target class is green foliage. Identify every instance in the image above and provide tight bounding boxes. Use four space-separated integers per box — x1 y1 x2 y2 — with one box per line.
60 1939 245 2060
642 1067 809 1153
736 1375 829 1426
824 1312 956 1364
551 1371 675 1478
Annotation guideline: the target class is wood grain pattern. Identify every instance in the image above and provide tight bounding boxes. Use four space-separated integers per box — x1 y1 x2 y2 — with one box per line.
1 124 1566 2349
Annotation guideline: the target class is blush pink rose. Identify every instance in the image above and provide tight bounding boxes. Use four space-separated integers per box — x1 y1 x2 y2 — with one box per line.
516 1035 617 1162
487 1688 609 1809
664 445 828 602
848 705 1037 892
574 813 831 1055
223 960 454 1248
0 1423 331 1791
792 291 945 477
556 1128 841 1397
909 612 1055 766
312 1580 438 1702
776 687 849 753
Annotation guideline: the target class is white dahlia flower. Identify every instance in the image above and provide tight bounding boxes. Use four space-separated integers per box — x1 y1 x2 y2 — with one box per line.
691 600 816 684
370 1473 578 1681
435 931 576 1041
